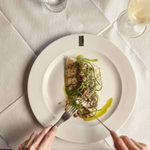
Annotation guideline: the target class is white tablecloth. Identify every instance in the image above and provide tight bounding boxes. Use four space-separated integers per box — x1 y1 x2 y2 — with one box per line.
0 0 150 149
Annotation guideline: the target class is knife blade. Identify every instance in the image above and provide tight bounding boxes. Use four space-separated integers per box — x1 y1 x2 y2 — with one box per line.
95 117 111 132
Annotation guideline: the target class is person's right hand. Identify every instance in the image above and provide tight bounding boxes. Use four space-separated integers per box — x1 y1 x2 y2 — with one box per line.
110 130 149 150
19 125 57 150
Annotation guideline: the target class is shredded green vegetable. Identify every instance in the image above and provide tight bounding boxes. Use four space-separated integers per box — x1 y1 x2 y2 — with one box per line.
65 55 103 119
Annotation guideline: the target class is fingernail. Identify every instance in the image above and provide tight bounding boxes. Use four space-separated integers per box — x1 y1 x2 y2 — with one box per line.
110 130 119 139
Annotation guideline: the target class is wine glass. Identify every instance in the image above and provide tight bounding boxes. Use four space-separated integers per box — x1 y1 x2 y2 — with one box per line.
43 0 67 13
116 0 150 38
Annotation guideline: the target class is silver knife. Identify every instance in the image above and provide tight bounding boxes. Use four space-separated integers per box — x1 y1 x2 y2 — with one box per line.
95 117 111 132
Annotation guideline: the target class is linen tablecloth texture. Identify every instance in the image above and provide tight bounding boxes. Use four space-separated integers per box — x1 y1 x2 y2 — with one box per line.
0 0 109 149
0 0 150 149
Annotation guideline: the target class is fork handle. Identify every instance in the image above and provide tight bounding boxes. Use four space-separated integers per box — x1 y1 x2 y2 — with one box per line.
53 118 64 127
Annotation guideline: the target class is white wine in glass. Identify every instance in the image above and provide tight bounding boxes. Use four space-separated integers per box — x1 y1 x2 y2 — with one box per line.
128 0 150 24
117 0 150 37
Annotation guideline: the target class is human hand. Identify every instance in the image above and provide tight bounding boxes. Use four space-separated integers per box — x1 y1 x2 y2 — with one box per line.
19 125 57 150
110 130 149 150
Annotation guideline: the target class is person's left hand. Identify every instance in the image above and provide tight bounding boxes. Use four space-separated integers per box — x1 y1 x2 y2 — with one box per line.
19 125 57 150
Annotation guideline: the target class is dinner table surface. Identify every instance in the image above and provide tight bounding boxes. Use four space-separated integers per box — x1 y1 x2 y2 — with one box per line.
0 0 150 149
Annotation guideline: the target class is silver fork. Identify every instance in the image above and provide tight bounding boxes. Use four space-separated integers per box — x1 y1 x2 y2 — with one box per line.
52 105 78 127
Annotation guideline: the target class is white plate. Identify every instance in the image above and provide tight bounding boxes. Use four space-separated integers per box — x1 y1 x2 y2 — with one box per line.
28 34 136 143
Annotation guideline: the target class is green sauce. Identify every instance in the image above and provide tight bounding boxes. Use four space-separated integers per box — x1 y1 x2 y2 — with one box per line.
83 97 113 121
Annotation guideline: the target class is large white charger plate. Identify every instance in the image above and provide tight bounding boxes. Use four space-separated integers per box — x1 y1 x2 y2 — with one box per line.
28 34 136 143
